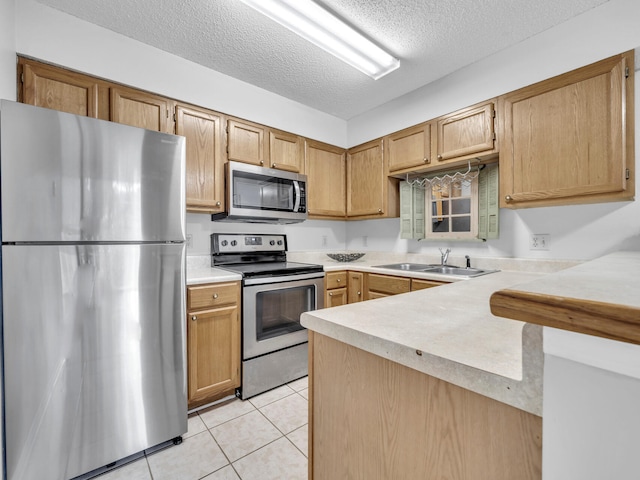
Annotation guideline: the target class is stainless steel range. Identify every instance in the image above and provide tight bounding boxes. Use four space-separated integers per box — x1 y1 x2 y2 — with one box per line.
210 233 324 399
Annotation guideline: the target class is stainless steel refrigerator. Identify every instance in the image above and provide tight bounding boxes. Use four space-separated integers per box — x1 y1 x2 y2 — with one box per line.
0 100 187 480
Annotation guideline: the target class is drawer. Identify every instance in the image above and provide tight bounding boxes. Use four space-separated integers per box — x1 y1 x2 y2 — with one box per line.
187 282 239 310
367 273 411 295
326 271 347 290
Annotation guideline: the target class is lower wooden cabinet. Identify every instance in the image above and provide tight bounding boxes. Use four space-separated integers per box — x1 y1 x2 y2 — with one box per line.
186 281 241 409
325 271 347 307
365 273 411 300
326 271 448 305
347 271 364 303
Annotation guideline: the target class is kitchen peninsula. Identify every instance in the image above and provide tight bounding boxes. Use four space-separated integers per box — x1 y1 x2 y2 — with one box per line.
301 270 546 480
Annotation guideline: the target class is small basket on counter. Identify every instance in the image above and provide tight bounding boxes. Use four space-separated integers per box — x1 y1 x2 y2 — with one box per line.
326 252 365 263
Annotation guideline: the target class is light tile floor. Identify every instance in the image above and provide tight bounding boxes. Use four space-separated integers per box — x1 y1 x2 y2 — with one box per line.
97 377 309 480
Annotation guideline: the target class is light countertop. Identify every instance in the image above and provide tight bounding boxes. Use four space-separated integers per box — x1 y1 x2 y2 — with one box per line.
301 270 545 415
186 256 242 285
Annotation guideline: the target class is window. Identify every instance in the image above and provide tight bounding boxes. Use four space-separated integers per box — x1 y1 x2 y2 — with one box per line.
427 178 478 239
400 163 499 241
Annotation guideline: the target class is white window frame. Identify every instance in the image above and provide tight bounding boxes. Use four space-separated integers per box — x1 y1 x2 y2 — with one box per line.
425 176 479 240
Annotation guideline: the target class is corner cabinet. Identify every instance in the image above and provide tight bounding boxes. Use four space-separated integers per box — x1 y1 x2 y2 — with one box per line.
176 104 225 213
305 140 347 219
499 51 635 208
186 281 241 409
347 139 399 219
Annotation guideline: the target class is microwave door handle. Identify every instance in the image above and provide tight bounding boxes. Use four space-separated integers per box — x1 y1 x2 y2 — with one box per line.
293 180 301 212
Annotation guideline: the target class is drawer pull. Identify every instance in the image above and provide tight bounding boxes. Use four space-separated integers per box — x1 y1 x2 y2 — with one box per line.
336 278 341 283
191 315 197 321
212 293 218 299
505 195 513 203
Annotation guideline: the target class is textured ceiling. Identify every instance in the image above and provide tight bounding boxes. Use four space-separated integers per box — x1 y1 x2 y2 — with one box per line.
35 0 609 119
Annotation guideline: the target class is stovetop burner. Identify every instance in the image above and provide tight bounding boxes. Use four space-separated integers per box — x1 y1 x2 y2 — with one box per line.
210 233 323 279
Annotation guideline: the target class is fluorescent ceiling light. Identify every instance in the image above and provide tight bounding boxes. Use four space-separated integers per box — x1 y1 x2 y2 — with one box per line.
238 0 400 80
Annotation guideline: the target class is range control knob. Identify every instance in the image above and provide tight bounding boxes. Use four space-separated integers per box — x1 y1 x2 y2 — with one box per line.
277 240 283 246
230 240 237 247
221 240 228 247
270 240 275 246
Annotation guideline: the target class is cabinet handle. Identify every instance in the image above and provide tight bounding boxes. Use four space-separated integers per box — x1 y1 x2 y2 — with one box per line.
212 293 218 299
336 278 341 283
505 195 513 203
357 291 361 296
378 209 383 214
329 292 333 296
437 154 443 160
191 315 197 321
272 163 277 168
424 157 429 163
260 160 264 165
216 201 221 207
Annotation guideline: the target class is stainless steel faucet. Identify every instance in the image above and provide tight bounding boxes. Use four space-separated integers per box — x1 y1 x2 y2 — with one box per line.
439 248 451 266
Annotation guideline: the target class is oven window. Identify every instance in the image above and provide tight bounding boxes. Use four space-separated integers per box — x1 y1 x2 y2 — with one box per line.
255 285 314 341
233 171 294 211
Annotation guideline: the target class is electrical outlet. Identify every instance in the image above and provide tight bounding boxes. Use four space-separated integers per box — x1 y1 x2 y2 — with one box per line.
530 233 550 251
321 235 327 247
186 234 193 248
363 236 368 247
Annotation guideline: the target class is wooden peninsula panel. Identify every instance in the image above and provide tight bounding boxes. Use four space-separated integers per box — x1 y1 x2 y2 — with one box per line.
309 332 542 480
490 252 640 346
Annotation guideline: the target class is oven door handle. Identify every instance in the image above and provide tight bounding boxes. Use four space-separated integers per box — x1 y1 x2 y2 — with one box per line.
243 271 325 286
292 180 301 213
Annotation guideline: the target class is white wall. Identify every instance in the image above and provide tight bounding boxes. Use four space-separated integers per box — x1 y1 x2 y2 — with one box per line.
12 1 347 147
0 0 15 101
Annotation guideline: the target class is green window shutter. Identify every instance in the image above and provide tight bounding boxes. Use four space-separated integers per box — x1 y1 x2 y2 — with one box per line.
478 164 499 240
400 181 426 240
400 181 414 239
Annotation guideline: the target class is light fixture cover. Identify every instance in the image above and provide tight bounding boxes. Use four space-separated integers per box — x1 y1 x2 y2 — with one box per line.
238 0 399 79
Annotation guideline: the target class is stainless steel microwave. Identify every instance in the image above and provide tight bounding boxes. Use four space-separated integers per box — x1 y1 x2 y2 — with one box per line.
211 161 308 224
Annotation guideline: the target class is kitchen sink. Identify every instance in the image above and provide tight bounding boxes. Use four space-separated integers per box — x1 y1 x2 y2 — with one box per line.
373 263 498 278
373 263 441 271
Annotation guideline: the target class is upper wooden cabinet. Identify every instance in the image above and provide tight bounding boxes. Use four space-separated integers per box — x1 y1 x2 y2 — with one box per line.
435 100 497 165
227 118 266 166
269 128 304 173
110 85 174 133
176 104 225 213
227 118 304 173
18 58 109 120
305 140 347 219
499 51 635 208
347 139 399 219
385 122 434 174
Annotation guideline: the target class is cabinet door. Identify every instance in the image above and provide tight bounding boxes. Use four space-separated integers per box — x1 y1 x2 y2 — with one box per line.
386 122 433 173
436 101 495 163
20 60 108 119
269 129 304 173
347 272 364 303
187 304 240 408
176 105 225 213
227 118 266 166
365 273 411 299
306 140 346 218
347 139 386 217
110 86 174 133
326 287 348 307
499 51 634 208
